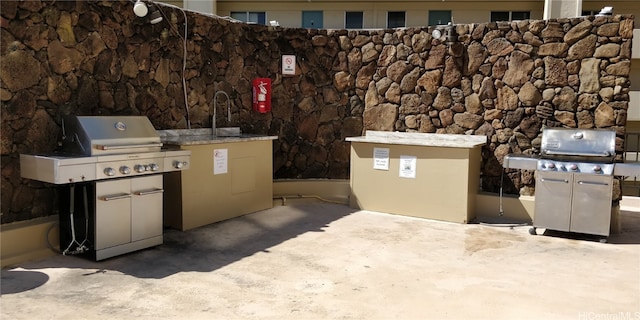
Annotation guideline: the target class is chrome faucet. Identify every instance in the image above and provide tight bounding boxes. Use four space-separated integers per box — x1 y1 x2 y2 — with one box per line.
212 91 231 136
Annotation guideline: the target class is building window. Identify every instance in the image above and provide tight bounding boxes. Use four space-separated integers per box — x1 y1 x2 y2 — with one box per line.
428 10 452 26
231 11 266 25
302 11 323 28
490 11 530 22
387 11 405 28
345 11 364 29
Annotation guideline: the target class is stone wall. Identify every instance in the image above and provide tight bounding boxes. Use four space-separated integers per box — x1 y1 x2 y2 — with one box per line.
0 0 633 223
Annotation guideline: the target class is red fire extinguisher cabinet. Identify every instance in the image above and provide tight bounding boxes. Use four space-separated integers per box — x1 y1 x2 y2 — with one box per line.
252 78 272 113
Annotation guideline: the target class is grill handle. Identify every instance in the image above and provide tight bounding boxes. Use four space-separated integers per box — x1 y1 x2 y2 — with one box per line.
96 143 163 150
542 150 611 157
540 178 569 183
100 193 131 201
134 188 164 196
577 181 610 186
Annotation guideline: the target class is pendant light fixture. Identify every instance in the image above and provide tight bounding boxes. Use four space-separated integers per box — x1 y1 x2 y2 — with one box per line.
133 0 148 17
149 7 163 24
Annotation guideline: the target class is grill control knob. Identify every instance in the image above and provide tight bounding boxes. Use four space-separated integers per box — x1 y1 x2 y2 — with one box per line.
547 162 556 169
569 164 578 171
104 167 116 176
134 164 146 173
593 165 602 172
173 161 188 169
120 166 131 175
149 163 160 172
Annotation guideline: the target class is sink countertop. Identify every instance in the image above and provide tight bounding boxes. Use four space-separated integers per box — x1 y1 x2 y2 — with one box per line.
158 129 277 146
346 131 487 148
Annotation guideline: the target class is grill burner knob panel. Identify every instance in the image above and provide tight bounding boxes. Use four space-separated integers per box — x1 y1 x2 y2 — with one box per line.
134 164 146 173
104 167 116 176
537 161 614 175
120 166 131 174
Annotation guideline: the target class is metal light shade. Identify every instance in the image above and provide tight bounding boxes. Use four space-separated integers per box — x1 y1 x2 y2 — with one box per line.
149 8 163 24
133 0 148 17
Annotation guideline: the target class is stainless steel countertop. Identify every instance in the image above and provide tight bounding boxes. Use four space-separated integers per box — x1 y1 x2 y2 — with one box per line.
346 131 487 148
158 129 277 146
614 162 640 179
503 154 539 170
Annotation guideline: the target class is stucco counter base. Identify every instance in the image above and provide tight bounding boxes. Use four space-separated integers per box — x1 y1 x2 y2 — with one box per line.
159 129 277 231
347 131 487 224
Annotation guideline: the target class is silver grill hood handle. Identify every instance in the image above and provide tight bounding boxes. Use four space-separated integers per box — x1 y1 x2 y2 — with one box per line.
95 143 163 150
542 150 611 157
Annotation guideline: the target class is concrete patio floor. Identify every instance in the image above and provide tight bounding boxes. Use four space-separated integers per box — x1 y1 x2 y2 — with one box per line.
2 199 640 320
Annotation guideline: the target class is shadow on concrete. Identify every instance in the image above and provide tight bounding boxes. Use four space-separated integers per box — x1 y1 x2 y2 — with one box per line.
1 201 356 291
0 270 49 294
3 201 639 296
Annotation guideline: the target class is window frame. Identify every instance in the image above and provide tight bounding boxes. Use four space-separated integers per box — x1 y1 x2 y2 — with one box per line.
302 10 324 28
345 11 364 29
581 10 599 16
490 11 530 22
428 10 452 26
387 11 406 28
230 11 267 25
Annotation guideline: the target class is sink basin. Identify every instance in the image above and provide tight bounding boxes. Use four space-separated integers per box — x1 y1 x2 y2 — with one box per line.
215 127 241 137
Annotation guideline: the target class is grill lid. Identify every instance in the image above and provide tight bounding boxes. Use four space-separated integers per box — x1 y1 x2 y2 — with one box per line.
540 128 616 162
61 116 162 156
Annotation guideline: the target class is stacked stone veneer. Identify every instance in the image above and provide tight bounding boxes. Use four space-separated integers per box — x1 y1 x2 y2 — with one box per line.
0 0 634 223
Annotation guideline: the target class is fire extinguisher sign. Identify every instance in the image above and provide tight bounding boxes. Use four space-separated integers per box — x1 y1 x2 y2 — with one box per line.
282 55 296 75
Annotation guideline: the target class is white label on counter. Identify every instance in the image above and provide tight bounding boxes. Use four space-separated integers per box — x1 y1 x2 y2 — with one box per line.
213 148 228 175
399 155 416 179
373 147 389 170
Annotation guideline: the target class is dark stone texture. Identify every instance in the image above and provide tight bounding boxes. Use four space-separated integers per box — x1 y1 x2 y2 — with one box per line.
0 1 632 223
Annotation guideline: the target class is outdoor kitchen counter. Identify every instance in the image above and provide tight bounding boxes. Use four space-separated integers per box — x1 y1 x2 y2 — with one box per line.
347 131 487 224
158 129 277 231
346 130 487 148
158 128 277 145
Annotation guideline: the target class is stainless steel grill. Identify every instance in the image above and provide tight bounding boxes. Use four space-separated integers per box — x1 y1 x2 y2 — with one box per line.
503 128 640 241
20 116 191 260
21 116 190 183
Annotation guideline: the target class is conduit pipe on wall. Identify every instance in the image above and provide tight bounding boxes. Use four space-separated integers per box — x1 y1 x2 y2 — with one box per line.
131 0 192 129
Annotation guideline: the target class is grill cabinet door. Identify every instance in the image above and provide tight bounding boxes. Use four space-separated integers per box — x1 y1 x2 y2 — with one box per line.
534 171 572 232
570 174 613 236
131 175 163 242
95 179 132 250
